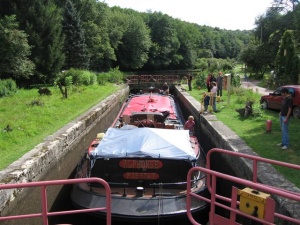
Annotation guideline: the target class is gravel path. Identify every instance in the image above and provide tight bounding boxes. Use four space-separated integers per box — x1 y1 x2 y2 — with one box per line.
240 80 274 95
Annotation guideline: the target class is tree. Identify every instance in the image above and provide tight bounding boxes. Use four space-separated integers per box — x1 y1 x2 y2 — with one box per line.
63 0 89 70
0 15 35 79
25 0 65 84
116 14 151 70
194 58 209 71
71 0 115 71
275 30 300 84
272 0 299 12
239 42 272 78
107 8 129 69
0 0 65 85
144 12 180 70
171 20 201 69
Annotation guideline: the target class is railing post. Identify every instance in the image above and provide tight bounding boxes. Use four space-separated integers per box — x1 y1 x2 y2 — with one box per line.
41 185 49 225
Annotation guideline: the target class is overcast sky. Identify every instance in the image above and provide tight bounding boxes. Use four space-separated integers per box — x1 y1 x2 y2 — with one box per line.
103 0 273 30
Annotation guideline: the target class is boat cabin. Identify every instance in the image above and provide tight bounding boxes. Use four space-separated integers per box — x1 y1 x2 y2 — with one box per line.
88 127 199 191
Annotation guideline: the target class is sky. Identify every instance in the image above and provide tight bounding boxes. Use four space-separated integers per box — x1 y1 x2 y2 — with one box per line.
103 0 273 30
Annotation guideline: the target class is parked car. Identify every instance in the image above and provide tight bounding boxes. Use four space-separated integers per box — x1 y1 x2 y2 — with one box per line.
260 85 300 118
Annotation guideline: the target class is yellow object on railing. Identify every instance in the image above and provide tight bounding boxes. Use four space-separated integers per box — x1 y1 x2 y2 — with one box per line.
238 187 271 219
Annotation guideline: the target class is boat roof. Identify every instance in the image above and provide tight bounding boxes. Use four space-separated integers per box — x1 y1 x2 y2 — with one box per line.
91 126 196 160
122 94 177 120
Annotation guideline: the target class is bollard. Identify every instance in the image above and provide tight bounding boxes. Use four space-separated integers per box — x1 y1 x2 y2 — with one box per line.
266 119 272 132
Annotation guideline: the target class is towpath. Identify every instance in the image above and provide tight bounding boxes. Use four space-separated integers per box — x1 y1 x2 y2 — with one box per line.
240 79 274 95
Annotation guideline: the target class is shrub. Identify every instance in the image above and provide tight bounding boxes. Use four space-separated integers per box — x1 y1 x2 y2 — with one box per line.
64 68 81 85
107 67 124 84
0 79 17 97
90 73 97 85
60 69 97 86
28 99 44 106
81 71 91 85
231 87 258 105
194 73 207 89
97 73 109 85
38 87 52 95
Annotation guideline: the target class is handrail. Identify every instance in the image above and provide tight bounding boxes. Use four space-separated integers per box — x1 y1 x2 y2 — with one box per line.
0 178 111 225
186 148 300 225
187 167 300 225
207 148 300 184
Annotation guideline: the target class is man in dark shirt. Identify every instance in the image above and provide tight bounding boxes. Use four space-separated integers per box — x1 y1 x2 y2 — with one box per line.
278 88 293 150
187 73 193 91
216 72 223 97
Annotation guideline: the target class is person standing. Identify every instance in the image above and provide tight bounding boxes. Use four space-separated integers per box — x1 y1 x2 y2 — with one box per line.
210 81 218 112
210 73 216 90
184 115 195 135
187 73 193 91
161 82 169 95
206 74 211 92
278 88 293 150
244 73 248 81
216 72 223 97
203 92 210 112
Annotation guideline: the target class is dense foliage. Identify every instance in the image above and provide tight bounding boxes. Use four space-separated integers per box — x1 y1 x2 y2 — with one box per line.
0 0 299 87
0 79 17 97
0 0 252 87
243 0 300 84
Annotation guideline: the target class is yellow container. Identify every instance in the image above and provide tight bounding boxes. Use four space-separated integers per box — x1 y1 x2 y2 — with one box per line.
239 188 270 219
217 96 221 102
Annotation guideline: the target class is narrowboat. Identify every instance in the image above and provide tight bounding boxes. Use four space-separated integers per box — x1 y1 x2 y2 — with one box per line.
71 87 209 223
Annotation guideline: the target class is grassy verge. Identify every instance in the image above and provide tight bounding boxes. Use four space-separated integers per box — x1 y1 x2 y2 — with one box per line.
189 87 300 188
0 84 120 170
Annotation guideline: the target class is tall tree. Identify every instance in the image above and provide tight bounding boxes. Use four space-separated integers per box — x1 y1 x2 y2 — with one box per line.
107 7 130 69
275 30 300 84
26 0 65 84
70 0 115 71
272 0 299 11
116 13 151 70
0 15 35 80
63 0 89 70
0 0 65 84
171 20 201 69
145 12 180 70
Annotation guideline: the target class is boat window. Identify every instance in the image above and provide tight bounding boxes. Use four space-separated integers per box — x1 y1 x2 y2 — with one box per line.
131 112 164 123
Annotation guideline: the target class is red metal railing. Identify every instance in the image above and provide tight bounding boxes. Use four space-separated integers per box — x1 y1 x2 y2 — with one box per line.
0 178 111 225
186 148 300 225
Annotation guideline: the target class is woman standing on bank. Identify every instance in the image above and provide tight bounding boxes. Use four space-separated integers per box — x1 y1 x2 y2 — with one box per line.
210 81 218 112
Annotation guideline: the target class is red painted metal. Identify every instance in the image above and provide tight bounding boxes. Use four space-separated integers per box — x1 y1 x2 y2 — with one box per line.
186 148 300 225
0 178 111 225
266 119 272 132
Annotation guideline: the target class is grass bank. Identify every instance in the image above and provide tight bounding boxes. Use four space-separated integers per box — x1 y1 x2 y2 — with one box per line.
0 84 120 170
189 86 300 188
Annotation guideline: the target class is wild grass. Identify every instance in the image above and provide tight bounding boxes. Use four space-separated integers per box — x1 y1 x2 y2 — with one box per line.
0 84 120 170
190 87 300 188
